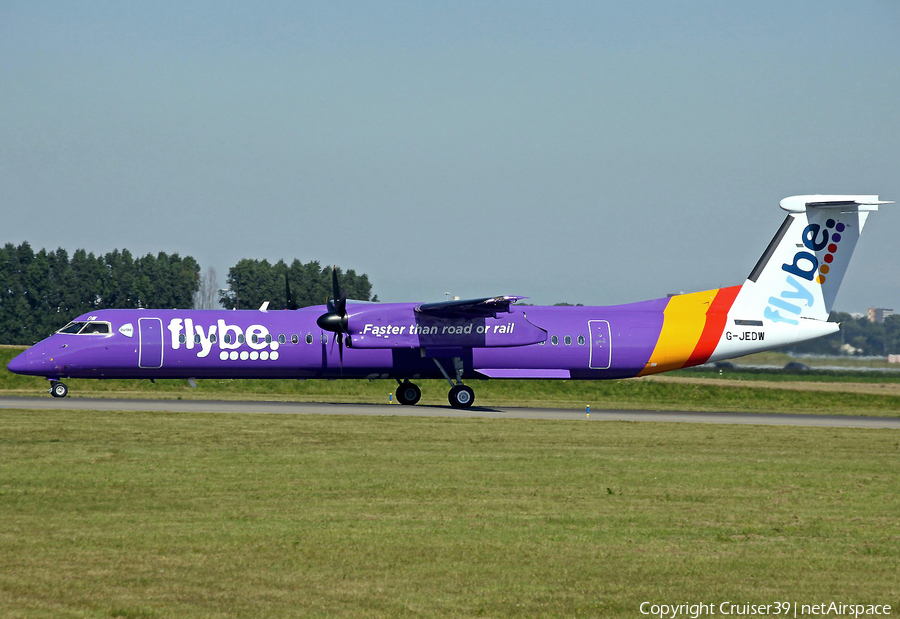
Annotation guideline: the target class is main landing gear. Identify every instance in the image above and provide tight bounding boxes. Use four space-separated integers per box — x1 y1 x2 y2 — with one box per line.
395 357 476 409
49 380 68 398
434 357 475 409
448 384 475 409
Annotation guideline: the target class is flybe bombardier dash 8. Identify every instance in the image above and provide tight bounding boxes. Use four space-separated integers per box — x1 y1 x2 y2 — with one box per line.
8 195 892 408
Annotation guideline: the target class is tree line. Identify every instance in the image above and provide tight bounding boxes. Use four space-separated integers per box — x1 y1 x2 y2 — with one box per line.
0 243 376 345
217 259 376 311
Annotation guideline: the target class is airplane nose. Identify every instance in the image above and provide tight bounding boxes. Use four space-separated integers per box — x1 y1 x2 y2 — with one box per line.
7 349 33 375
7 343 50 376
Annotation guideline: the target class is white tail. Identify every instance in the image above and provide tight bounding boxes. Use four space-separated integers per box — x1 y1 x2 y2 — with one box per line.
710 195 892 360
732 195 890 323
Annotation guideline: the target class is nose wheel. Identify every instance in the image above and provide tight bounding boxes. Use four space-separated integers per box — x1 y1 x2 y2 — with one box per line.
49 381 68 398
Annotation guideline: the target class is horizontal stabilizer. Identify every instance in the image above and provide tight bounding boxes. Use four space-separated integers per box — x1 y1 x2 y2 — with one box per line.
780 195 893 213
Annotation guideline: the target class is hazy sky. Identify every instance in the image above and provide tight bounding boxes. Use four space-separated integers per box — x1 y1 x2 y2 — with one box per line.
2 1 898 312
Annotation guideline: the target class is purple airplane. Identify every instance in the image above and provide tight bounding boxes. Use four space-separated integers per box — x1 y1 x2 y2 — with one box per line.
7 195 891 408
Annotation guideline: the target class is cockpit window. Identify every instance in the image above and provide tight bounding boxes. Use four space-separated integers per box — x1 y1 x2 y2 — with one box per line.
58 321 88 334
81 322 110 334
56 321 111 335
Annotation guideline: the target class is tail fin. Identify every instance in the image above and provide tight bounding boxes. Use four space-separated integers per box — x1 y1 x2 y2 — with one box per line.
731 195 891 325
635 195 890 373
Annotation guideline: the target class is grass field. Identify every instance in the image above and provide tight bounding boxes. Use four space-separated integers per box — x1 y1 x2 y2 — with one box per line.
1 409 898 618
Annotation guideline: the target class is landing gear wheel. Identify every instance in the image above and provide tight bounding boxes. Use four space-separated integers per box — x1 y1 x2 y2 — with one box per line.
50 382 68 398
396 382 421 406
448 385 475 409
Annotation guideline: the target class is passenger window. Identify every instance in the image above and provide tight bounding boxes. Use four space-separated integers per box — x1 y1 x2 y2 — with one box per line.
564 335 572 346
291 334 299 344
210 334 217 344
194 334 201 344
577 335 585 346
223 334 232 344
306 334 313 344
321 334 328 344
278 334 286 344
238 334 245 344
265 334 272 344
179 334 186 344
251 334 258 344
551 335 559 346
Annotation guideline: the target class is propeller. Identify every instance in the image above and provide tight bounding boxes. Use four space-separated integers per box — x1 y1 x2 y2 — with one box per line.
316 266 349 368
284 270 300 310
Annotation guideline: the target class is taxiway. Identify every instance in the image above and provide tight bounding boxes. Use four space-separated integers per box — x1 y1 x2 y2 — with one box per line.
0 396 898 429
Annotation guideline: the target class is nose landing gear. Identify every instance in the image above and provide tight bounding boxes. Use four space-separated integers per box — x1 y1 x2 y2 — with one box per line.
49 380 68 398
396 380 422 405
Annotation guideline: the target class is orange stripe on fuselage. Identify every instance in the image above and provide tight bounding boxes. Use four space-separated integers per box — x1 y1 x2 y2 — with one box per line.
638 285 741 376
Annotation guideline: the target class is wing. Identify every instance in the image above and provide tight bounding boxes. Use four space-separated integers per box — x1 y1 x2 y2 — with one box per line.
415 295 526 319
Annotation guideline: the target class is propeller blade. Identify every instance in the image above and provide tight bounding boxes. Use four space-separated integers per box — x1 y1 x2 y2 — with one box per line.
331 266 341 303
284 270 299 310
331 266 349 315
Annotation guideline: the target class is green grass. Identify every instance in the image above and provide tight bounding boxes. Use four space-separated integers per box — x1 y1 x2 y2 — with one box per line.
673 365 900 383
736 350 900 369
4 346 900 416
0 410 898 617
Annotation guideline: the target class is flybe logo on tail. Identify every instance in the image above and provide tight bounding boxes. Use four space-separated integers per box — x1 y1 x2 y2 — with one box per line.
765 218 844 325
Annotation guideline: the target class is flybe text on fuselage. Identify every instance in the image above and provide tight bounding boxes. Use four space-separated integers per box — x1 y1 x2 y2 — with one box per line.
166 318 280 360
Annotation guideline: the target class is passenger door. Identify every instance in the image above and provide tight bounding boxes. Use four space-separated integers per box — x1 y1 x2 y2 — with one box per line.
138 317 164 369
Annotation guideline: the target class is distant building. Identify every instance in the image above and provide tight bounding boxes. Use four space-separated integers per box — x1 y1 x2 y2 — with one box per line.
866 308 894 323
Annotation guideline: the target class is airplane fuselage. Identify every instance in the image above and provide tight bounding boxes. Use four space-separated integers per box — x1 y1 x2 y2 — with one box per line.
8 287 832 385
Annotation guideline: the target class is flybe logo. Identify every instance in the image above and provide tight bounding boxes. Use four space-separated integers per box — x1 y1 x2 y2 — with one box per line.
166 318 281 361
765 218 844 325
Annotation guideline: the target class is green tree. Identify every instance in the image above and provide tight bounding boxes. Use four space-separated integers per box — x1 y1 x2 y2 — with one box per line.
885 315 900 355
0 243 201 344
103 249 137 308
220 259 376 310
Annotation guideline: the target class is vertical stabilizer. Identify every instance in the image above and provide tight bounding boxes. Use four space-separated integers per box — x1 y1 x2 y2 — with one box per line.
731 195 890 324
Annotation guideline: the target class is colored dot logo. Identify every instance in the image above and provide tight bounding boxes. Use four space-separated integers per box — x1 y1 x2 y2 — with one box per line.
816 219 845 284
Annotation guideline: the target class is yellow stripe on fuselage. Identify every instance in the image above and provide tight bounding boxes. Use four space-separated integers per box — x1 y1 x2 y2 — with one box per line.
638 289 719 376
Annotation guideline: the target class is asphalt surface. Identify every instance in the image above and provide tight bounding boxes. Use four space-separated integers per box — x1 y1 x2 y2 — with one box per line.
1 396 898 428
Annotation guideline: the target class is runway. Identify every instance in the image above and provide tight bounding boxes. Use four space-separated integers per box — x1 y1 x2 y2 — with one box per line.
1 396 898 428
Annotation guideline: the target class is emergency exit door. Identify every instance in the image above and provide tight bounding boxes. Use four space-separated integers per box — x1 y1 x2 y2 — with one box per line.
588 320 611 370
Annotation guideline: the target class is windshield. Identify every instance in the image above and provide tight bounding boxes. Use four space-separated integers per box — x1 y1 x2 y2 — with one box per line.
58 321 88 334
56 321 111 335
